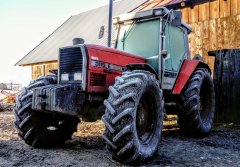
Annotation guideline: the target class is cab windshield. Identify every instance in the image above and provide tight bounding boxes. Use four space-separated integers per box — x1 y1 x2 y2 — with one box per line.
116 18 186 73
116 19 160 59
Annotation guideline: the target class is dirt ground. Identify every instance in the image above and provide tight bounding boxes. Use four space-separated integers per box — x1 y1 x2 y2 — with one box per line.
0 110 239 167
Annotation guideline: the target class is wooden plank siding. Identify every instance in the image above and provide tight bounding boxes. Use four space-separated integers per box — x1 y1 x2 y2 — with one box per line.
199 2 210 21
210 0 220 19
31 62 58 80
231 0 240 16
188 5 199 24
180 0 240 72
220 0 231 18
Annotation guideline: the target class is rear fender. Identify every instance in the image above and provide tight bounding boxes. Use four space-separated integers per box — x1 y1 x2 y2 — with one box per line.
126 63 159 80
172 59 211 94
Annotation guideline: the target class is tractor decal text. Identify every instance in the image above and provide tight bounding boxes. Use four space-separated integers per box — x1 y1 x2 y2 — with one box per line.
91 59 124 72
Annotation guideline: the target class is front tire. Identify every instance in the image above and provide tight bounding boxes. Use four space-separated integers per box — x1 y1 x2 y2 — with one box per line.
177 68 215 137
13 75 80 148
102 70 164 164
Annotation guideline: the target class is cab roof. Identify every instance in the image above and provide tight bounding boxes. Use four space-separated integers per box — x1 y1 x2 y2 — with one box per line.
113 7 192 32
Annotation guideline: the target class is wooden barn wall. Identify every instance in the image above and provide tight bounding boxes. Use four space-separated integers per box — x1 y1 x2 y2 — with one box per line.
180 0 240 72
31 62 58 80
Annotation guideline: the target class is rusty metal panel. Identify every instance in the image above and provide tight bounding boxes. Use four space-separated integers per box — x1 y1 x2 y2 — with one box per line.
133 0 189 12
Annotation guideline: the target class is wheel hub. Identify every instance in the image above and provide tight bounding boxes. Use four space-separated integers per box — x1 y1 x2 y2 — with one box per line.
199 79 212 124
137 103 146 129
136 91 157 144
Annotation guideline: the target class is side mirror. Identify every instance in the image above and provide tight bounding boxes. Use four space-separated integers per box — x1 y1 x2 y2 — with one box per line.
171 11 182 26
99 25 105 39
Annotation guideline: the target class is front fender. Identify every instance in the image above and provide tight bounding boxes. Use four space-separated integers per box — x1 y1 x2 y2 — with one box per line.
126 63 159 80
172 59 211 94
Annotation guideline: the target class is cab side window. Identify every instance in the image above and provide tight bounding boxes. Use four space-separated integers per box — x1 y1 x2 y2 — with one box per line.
164 24 186 72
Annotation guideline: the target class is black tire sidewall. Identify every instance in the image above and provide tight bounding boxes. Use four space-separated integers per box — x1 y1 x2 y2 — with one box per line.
132 79 163 158
14 75 79 147
177 68 215 136
198 71 215 133
102 71 164 164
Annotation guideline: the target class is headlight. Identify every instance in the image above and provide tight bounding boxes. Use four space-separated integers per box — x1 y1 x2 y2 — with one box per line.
61 73 69 81
74 72 82 81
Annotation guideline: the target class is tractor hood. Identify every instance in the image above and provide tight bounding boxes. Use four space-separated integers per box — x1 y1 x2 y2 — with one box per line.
86 44 146 67
85 44 146 92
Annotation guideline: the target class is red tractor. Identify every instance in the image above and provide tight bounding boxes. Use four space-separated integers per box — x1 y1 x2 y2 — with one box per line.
13 7 215 164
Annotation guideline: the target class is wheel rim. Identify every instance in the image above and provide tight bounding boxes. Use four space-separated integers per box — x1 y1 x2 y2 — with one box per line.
42 114 63 133
47 126 58 131
199 78 212 125
136 90 157 144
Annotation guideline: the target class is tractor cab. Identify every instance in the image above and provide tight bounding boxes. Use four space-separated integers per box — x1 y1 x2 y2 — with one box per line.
113 7 191 90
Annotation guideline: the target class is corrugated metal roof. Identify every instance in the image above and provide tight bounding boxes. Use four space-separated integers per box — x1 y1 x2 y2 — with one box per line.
133 0 188 11
16 0 147 66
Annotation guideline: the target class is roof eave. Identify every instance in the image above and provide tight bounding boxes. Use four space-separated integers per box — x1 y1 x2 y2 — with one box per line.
18 60 58 67
15 16 73 66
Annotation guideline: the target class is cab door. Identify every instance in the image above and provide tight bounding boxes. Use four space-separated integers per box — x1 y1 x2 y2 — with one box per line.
162 24 189 90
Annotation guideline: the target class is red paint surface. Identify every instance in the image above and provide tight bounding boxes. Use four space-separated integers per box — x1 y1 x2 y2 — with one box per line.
86 44 146 92
172 59 200 94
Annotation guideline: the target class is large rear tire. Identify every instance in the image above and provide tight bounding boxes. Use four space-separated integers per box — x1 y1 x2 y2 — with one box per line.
102 70 164 164
177 68 215 137
13 75 79 148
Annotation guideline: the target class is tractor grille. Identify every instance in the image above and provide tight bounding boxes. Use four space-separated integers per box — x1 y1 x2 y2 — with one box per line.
59 46 83 84
90 72 106 86
59 47 83 73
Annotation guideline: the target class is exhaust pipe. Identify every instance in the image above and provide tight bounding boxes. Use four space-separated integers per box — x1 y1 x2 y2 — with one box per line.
73 38 85 45
108 0 113 47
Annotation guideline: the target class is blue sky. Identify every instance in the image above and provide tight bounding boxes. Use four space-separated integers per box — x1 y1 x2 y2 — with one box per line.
0 0 109 86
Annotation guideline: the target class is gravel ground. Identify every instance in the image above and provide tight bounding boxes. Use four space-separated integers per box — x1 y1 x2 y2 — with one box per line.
0 111 239 167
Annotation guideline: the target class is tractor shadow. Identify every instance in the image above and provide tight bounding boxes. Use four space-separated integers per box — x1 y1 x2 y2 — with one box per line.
63 120 105 150
65 135 105 150
64 119 181 150
148 127 182 165
63 121 182 166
